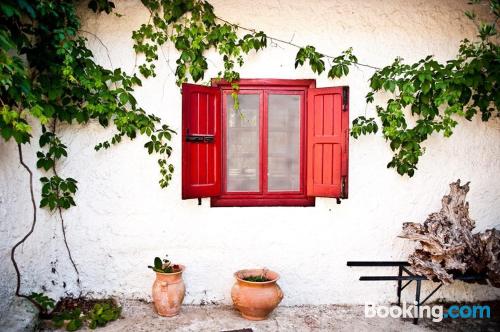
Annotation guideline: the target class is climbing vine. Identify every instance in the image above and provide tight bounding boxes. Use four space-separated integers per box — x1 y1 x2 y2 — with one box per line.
0 0 498 317
1 0 175 309
134 0 498 177
351 0 499 176
132 0 361 88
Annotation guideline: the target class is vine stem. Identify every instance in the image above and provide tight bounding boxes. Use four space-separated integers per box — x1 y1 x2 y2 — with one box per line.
79 29 120 92
10 143 43 312
51 119 81 296
214 16 381 71
58 207 81 296
79 29 114 69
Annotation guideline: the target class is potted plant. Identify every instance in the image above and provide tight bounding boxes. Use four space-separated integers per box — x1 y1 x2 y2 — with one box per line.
231 268 283 320
148 255 185 317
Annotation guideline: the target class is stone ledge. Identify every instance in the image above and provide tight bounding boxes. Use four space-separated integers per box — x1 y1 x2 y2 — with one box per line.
36 299 500 331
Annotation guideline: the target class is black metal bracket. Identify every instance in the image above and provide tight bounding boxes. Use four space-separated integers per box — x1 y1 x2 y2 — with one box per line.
341 176 346 198
347 261 486 325
185 134 215 143
342 86 349 112
335 176 347 204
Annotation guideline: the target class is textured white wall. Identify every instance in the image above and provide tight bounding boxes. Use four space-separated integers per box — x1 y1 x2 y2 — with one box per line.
1 0 500 314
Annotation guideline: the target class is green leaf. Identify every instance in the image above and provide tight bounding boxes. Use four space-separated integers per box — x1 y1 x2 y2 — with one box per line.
342 64 349 76
66 318 82 331
422 81 431 94
154 257 162 269
52 318 64 328
0 4 18 17
119 93 129 105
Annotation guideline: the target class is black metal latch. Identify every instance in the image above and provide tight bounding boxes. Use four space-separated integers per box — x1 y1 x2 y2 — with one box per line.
341 176 346 198
185 135 215 143
336 176 347 204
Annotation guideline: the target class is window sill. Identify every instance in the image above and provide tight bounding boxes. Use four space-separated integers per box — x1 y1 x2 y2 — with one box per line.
210 196 315 207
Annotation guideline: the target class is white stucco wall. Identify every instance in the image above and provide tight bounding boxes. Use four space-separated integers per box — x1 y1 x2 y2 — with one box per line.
1 0 499 315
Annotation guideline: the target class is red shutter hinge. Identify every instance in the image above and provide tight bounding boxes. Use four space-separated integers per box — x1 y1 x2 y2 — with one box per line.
341 176 347 198
342 86 349 112
336 177 346 204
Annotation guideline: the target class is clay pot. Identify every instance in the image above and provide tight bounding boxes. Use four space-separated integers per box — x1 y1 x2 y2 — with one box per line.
231 269 283 320
151 265 185 317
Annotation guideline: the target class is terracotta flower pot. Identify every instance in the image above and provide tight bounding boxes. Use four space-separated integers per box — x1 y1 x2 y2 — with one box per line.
231 269 283 320
151 265 185 317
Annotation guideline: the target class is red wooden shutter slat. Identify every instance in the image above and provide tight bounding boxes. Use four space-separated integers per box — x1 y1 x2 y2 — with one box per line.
182 83 221 199
306 87 349 198
198 93 207 184
207 93 215 185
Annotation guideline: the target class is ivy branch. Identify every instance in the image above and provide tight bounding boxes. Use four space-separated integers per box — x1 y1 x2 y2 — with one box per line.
1 0 498 314
1 0 175 307
132 0 378 89
133 0 498 177
351 0 499 176
37 120 81 294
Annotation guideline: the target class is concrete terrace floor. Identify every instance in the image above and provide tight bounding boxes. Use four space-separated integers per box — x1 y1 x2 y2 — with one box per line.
37 300 500 332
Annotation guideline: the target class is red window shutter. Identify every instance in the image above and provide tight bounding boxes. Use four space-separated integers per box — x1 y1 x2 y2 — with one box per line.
182 83 221 199
306 86 349 198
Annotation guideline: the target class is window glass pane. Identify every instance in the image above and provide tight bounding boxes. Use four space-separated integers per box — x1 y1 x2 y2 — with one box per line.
226 94 260 192
268 94 300 192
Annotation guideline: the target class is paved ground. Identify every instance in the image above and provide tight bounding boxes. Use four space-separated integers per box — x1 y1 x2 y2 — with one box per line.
36 300 500 332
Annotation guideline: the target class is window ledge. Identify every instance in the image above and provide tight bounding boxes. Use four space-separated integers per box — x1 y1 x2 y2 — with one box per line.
210 196 315 207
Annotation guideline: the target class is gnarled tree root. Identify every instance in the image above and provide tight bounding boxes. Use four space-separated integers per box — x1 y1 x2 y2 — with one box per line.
400 179 500 287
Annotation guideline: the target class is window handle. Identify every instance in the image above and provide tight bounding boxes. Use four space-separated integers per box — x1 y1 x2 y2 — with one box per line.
185 134 215 143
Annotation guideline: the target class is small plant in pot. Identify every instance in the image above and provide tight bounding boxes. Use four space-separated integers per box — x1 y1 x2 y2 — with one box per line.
148 254 185 317
231 268 283 320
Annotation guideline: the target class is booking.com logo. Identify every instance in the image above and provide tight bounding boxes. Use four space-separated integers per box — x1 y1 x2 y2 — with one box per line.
365 302 491 322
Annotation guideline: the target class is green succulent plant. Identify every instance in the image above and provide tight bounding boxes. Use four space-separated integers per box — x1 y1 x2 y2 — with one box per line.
148 254 181 273
243 275 271 282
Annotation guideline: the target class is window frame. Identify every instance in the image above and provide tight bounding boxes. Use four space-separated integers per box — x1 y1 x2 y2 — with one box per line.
211 79 316 207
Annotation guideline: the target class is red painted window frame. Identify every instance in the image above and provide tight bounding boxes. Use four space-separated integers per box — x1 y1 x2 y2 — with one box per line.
210 79 316 207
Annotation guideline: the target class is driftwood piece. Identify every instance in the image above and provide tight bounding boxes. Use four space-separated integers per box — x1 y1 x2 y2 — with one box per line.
399 180 500 287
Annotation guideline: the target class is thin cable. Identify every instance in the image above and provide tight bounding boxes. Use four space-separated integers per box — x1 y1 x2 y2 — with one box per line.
214 16 381 71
